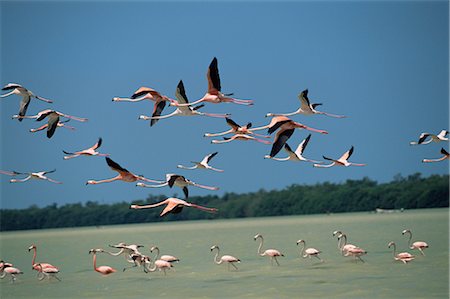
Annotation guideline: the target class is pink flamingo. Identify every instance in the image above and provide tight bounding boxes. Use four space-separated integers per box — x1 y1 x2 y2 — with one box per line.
29 119 76 138
10 170 62 184
1 83 53 121
130 197 218 217
0 265 23 283
86 157 164 185
266 89 346 118
253 234 284 266
314 146 366 168
63 137 109 160
88 249 117 275
150 246 180 263
422 148 449 163
177 152 224 172
12 108 88 122
210 245 240 270
171 57 253 107
388 241 415 264
410 130 448 145
344 246 367 263
402 229 429 256
211 133 272 145
204 118 270 139
296 239 323 262
264 134 321 163
34 263 61 281
334 232 357 256
143 257 173 275
113 86 176 126
28 244 59 272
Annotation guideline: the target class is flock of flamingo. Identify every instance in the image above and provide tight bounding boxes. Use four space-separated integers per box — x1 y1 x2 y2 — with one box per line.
0 57 445 283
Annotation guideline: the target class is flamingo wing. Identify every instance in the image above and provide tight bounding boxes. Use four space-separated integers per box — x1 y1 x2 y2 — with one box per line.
441 147 449 156
207 57 221 93
46 114 60 138
298 89 311 110
295 134 311 156
175 80 189 104
270 128 295 157
160 199 185 216
225 118 241 130
417 134 430 144
105 157 130 174
18 95 31 121
203 152 218 164
339 146 354 161
151 101 167 126
268 119 291 134
131 87 157 99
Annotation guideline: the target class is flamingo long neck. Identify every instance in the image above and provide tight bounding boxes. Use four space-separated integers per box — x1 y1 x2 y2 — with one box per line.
153 248 160 261
406 232 412 247
31 248 37 266
92 253 98 271
391 244 397 257
337 237 343 250
298 242 306 257
257 237 264 256
213 248 222 264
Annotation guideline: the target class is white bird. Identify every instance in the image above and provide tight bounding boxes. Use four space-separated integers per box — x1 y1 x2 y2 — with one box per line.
204 118 270 139
388 241 415 264
63 137 109 160
177 152 224 172
296 239 323 262
211 133 272 145
402 229 429 256
253 234 284 266
266 89 346 118
422 148 449 163
12 108 88 122
264 134 321 163
143 257 173 275
313 146 366 168
139 80 230 123
1 83 53 121
410 130 449 145
210 245 241 270
150 246 180 263
10 169 62 184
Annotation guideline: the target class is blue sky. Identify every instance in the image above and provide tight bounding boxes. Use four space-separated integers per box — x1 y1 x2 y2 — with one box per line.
1 1 448 209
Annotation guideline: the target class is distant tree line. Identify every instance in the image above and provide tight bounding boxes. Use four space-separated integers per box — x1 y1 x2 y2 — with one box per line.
0 173 448 231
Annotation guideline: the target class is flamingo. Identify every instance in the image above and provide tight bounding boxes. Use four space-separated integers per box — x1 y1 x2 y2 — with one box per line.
88 249 117 275
1 83 53 121
204 118 270 139
266 89 346 118
422 148 449 163
34 263 61 281
122 253 152 272
177 152 224 172
211 133 272 145
313 146 366 168
136 173 219 198
171 57 253 107
130 197 218 217
401 229 429 256
253 234 284 266
296 239 323 262
388 241 415 264
0 260 14 269
113 86 176 126
107 243 145 265
28 244 59 273
63 137 109 160
210 245 240 270
344 246 367 263
0 266 23 283
138 80 230 123
86 157 164 185
10 170 62 184
0 170 21 177
12 108 88 122
150 246 180 263
335 232 357 256
143 257 173 275
410 130 449 145
264 134 321 163
29 119 76 138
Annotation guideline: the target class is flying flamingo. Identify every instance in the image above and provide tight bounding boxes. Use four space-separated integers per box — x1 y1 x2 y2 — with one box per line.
143 257 173 275
410 130 449 145
264 134 321 163
422 148 449 163
401 229 429 256
253 234 284 266
171 57 253 107
150 246 180 263
63 137 109 160
136 173 219 198
266 89 346 119
29 119 76 138
296 240 323 262
107 243 145 265
388 241 415 264
211 133 272 145
177 152 224 172
0 265 23 283
10 170 62 184
0 170 21 177
122 253 151 273
88 249 117 275
130 197 218 217
86 157 164 185
204 118 270 139
28 244 59 275
113 86 177 126
12 108 88 122
313 146 366 168
34 263 61 281
138 80 230 123
1 83 53 121
210 245 240 270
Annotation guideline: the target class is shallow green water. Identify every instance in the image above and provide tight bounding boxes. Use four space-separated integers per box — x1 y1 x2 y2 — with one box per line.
0 208 448 298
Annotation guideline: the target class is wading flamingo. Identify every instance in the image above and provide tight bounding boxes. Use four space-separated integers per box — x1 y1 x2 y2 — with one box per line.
204 118 270 139
28 244 59 273
130 197 218 217
334 232 357 256
296 239 323 262
139 80 230 123
63 137 109 160
29 119 76 138
136 173 218 198
177 152 224 172
410 130 449 145
122 253 151 273
422 148 449 163
0 266 23 283
35 263 61 281
171 57 253 107
344 246 367 263
143 257 173 275
10 170 62 184
211 133 272 145
150 246 180 263
86 157 164 185
113 86 176 126
210 245 240 270
1 83 53 121
264 134 321 163
401 229 429 256
89 249 117 275
107 243 145 265
253 234 284 266
313 146 366 168
388 241 415 264
266 89 346 118
0 260 14 269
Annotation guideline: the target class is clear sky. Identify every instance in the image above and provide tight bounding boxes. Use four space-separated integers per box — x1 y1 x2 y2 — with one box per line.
1 1 448 209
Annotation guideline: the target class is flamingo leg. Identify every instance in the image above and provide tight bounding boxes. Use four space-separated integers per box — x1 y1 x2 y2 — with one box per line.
204 129 233 137
198 112 230 118
34 95 53 103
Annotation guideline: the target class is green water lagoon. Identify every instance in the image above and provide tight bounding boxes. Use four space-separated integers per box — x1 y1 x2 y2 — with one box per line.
0 208 448 298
